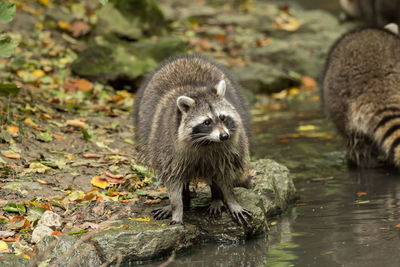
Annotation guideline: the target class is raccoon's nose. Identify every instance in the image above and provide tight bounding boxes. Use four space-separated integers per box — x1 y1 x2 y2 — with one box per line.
220 133 229 141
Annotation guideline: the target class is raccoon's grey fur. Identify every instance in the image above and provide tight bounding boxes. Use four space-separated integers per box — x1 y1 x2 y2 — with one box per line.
340 0 400 27
321 27 400 168
133 54 252 225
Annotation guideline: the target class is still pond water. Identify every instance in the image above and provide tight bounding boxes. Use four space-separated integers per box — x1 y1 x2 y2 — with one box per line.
140 1 400 266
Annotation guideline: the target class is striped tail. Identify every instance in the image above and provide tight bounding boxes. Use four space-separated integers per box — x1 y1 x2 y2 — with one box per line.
372 107 400 167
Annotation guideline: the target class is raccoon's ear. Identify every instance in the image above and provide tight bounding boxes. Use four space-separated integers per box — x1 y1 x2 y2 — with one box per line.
177 96 195 113
215 80 226 98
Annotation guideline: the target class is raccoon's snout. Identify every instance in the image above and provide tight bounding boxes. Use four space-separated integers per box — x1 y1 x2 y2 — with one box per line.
220 133 229 141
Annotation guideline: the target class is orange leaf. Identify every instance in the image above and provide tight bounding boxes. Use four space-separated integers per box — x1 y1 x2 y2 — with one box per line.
215 34 227 43
121 225 130 228
6 125 19 137
1 236 19 242
106 177 125 184
83 153 101 159
2 153 20 159
357 192 368 196
301 76 317 91
51 230 62 236
69 20 91 38
52 134 65 141
40 203 52 210
395 224 400 228
75 79 93 92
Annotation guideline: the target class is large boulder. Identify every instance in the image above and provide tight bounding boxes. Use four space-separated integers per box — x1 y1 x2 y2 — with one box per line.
22 159 296 266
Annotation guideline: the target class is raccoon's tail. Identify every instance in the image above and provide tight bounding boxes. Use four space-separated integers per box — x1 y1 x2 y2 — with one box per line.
372 107 400 167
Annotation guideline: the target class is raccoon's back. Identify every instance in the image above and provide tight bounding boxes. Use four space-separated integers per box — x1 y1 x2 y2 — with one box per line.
321 28 400 132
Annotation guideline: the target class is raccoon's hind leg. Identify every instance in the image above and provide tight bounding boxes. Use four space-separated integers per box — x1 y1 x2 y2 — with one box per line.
214 178 252 226
346 132 379 168
153 183 190 224
207 182 225 216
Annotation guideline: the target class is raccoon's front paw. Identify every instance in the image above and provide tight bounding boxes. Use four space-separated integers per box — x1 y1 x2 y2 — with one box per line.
207 199 225 216
168 219 184 225
152 205 172 220
228 205 252 226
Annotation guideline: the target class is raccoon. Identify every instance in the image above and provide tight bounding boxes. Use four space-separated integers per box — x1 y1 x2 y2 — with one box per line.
321 27 400 168
133 54 252 225
340 0 400 27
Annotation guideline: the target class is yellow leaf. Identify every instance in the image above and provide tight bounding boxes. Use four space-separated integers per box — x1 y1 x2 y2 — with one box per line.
91 176 109 189
395 224 400 228
57 21 70 30
288 87 299 97
23 254 31 259
270 221 277 226
129 217 151 222
68 190 85 201
298 125 317 131
0 241 9 252
274 12 300 31
39 0 50 7
31 69 45 79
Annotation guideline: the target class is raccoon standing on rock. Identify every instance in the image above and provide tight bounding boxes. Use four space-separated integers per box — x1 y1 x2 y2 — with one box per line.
133 54 252 225
321 27 400 168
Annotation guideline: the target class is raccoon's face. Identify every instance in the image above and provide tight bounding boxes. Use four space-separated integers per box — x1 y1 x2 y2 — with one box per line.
177 80 240 146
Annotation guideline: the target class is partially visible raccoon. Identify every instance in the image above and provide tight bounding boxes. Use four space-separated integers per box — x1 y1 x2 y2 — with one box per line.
340 0 400 27
321 27 400 168
133 54 252 225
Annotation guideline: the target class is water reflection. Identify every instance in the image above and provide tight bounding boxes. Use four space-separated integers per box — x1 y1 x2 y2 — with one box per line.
268 169 400 267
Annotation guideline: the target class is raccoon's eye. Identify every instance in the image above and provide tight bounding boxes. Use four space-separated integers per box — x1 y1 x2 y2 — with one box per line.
219 115 226 121
203 119 212 126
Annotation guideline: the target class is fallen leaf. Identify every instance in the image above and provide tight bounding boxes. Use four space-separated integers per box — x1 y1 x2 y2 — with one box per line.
51 230 62 236
301 76 317 91
395 224 400 228
129 217 151 222
6 125 18 137
9 216 30 230
66 119 87 129
69 20 91 38
106 177 125 184
75 79 93 92
0 241 8 252
355 200 370 204
91 176 109 189
357 192 368 196
0 231 15 239
57 21 70 30
2 153 20 159
104 172 124 179
31 69 45 79
82 153 101 159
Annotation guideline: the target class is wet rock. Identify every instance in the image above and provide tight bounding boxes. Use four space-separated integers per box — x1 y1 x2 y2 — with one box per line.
91 221 198 263
26 158 295 265
230 63 299 94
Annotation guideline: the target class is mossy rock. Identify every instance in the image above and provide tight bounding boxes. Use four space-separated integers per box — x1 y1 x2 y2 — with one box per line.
71 38 185 84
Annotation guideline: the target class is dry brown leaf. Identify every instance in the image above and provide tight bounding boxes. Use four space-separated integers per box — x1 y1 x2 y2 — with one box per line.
143 199 162 205
66 119 88 129
69 20 91 38
104 171 124 179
